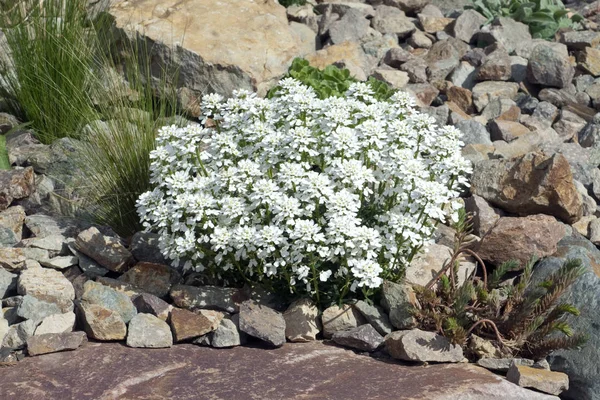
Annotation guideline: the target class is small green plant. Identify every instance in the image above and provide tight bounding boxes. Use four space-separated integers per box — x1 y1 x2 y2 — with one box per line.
414 209 587 359
268 58 396 101
278 0 307 7
467 0 583 40
0 135 9 170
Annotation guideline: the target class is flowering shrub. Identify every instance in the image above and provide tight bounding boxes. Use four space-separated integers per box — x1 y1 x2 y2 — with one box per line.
137 79 471 306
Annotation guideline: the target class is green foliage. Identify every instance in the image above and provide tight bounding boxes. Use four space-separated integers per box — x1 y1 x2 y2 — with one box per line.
0 135 9 170
268 58 396 100
278 0 307 7
467 0 583 39
413 210 587 359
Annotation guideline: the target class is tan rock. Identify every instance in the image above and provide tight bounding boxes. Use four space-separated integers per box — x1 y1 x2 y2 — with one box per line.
78 302 127 341
468 334 503 359
305 41 373 81
283 298 320 342
0 206 25 241
418 15 453 33
506 364 568 396
27 332 87 356
35 312 76 336
407 243 477 287
17 267 74 311
447 86 473 113
371 69 409 89
572 215 596 238
0 167 34 211
385 329 464 363
118 262 180 298
169 308 217 342
489 120 530 142
321 304 366 339
472 81 519 112
578 47 600 77
75 227 133 273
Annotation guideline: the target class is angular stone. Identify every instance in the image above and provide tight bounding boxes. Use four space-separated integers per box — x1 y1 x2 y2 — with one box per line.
40 256 78 270
68 245 108 278
78 302 126 341
332 324 384 352
371 6 415 39
407 243 477 287
424 39 464 82
23 214 85 239
482 98 519 121
0 267 17 299
553 109 587 142
421 104 449 127
305 41 373 81
0 167 34 211
489 120 530 142
418 14 453 33
477 358 535 372
533 101 559 124
477 215 565 266
464 195 504 237
19 234 65 256
453 9 486 43
169 284 245 313
538 88 578 108
400 58 428 83
211 316 245 348
447 86 473 113
283 298 320 343
169 307 217 342
527 43 574 88
510 55 528 83
27 331 86 356
407 30 432 49
390 0 430 13
456 120 491 145
0 317 8 344
2 319 37 349
477 46 511 81
0 206 25 241
405 83 439 107
578 47 600 77
132 293 171 321
472 81 519 112
380 281 418 329
130 231 168 265
385 329 464 363
475 17 531 54
560 30 600 50
353 300 393 336
507 364 568 396
126 313 173 348
238 300 286 347
17 267 74 311
16 295 62 323
75 227 133 273
321 304 366 339
81 280 137 323
118 262 180 299
471 152 583 223
371 69 409 89
449 61 476 90
35 312 75 335
468 334 503 359
328 9 370 45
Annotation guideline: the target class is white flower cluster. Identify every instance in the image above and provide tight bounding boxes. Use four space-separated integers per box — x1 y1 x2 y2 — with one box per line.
137 78 471 302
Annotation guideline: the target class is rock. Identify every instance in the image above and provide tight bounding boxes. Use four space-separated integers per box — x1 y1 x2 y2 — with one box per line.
553 109 587 142
77 301 126 341
238 300 286 347
1 307 19 326
0 317 8 344
0 206 25 241
533 101 559 124
447 86 473 113
400 58 429 83
0 167 34 211
476 358 535 372
588 218 600 245
0 267 17 299
489 120 530 142
507 364 568 396
527 43 574 88
449 61 476 89
477 46 511 81
321 304 366 339
353 300 393 336
389 0 431 14
332 324 384 352
75 227 133 273
169 284 245 313
2 320 37 349
407 31 432 49
95 277 141 298
130 231 168 265
405 83 439 107
370 5 415 39
424 39 464 82
456 119 491 145
482 98 519 121
421 104 449 127
470 152 583 223
418 14 453 33
560 30 600 50
109 0 309 97
81 280 137 323
453 9 486 43
16 295 63 322
118 262 180 299
35 312 75 335
472 81 519 112
385 328 464 363
382 47 413 68
328 9 370 45
17 267 74 311
380 280 419 329
132 293 171 321
126 313 173 348
538 88 578 108
510 55 528 83
68 245 108 278
371 69 409 89
578 47 600 76
462 47 486 67
408 243 477 287
476 17 531 54
283 298 320 342
26 331 86 356
211 316 245 348
40 256 78 270
0 226 17 248
23 214 85 238
169 307 218 342
464 195 504 237
468 334 503 359
305 41 373 81
477 215 565 266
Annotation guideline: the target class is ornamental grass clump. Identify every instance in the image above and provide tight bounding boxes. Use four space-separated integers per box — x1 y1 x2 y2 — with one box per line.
137 79 472 306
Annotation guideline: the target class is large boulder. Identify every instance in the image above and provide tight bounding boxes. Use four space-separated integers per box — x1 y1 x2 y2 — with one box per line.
527 43 574 89
108 0 312 98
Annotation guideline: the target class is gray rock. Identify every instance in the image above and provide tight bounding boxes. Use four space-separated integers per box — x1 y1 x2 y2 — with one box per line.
532 101 559 123
67 244 108 278
19 234 66 255
34 312 75 335
527 43 574 88
407 30 432 48
477 357 535 372
387 0 430 14
329 9 371 45
75 227 133 273
332 324 384 352
370 5 415 39
559 30 600 50
448 61 476 89
456 120 492 145
2 319 37 349
118 262 180 299
0 227 17 247
420 104 449 127
77 301 127 341
510 55 528 83
382 47 414 68
238 300 286 347
452 9 486 43
132 293 171 321
0 206 25 241
480 97 518 121
283 298 320 342
211 316 245 348
322 304 366 339
516 94 539 114
40 256 78 270
0 317 8 344
81 280 137 323
477 45 511 81
553 109 587 142
16 295 63 323
354 300 393 336
130 231 168 265
475 17 531 54
169 284 245 313
26 331 86 356
380 280 418 329
385 329 464 362
126 313 173 348
400 58 429 83
579 122 600 148
472 81 519 112
424 39 464 81
464 195 504 237
538 88 578 108
0 267 17 299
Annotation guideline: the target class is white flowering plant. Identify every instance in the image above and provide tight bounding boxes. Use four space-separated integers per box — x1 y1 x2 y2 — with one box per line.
137 78 471 307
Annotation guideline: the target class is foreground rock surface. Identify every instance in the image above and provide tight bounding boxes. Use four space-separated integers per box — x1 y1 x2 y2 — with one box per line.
0 341 558 399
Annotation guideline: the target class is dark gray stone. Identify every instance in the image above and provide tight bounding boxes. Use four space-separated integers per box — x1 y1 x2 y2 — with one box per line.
238 300 286 347
353 300 393 336
332 324 384 352
130 231 168 265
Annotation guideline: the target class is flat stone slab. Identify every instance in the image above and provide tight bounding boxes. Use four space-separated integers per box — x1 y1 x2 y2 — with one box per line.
0 341 557 399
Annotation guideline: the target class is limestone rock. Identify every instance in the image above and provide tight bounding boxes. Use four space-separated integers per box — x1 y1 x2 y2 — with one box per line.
380 281 419 329
407 243 477 287
527 43 574 88
238 300 286 347
283 298 320 342
332 324 384 352
170 284 245 313
40 256 78 270
75 227 133 273
118 262 180 298
27 331 86 356
77 302 126 341
126 313 173 348
35 312 76 336
477 215 565 266
353 300 393 336
322 304 366 339
385 329 464 363
169 307 217 342
81 280 137 323
17 267 74 311
507 364 568 396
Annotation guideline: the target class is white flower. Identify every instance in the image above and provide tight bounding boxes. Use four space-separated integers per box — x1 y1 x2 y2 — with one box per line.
320 270 332 282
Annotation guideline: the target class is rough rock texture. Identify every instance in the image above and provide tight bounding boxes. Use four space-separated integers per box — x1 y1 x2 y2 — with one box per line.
118 262 180 298
35 312 76 336
353 300 393 336
132 293 171 321
130 232 168 265
26 332 86 356
283 298 320 342
470 152 583 224
478 214 564 266
380 281 419 329
507 364 569 396
169 308 218 342
0 167 34 211
464 195 504 237
0 341 558 399
17 267 74 311
81 280 137 323
211 316 245 348
452 9 486 43
332 324 384 352
16 295 62 322
2 319 36 349
304 41 374 81
77 302 127 341
75 227 133 273
321 304 366 339
169 284 245 313
407 243 477 287
385 329 464 363
126 313 173 348
527 43 574 88
238 300 286 347
477 358 535 372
